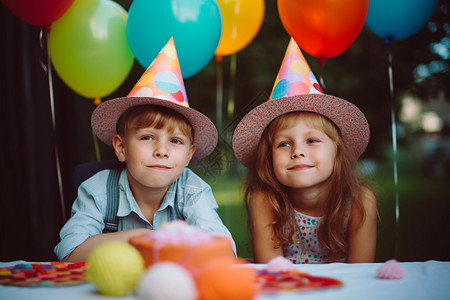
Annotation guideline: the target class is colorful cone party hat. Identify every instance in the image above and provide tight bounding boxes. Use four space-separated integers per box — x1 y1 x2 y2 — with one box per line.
269 38 324 100
232 38 369 167
92 37 218 161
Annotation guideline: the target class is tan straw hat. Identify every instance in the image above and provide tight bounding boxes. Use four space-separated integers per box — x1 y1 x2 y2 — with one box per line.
91 37 217 161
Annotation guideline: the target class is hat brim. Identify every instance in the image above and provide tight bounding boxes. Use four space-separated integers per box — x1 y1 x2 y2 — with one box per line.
232 94 370 167
91 97 218 161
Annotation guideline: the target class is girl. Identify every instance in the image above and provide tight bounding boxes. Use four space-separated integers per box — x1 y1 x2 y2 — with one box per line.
232 38 377 263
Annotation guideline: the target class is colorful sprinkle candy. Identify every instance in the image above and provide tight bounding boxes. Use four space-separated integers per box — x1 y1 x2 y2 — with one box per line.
0 262 87 287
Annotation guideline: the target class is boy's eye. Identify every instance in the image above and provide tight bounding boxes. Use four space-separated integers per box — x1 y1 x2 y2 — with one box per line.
306 138 319 144
170 138 183 145
141 135 154 141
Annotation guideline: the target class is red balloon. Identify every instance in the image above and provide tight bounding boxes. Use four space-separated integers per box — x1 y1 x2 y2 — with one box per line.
278 0 369 59
1 0 75 26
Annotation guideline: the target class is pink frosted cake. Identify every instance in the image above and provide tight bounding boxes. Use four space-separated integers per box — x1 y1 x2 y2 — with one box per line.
128 221 234 271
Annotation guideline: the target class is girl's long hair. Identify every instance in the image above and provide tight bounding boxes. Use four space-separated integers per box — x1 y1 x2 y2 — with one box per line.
244 111 366 260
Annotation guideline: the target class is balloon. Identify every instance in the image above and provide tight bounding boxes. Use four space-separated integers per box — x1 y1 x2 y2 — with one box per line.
365 0 438 41
277 0 369 59
215 0 265 57
1 0 74 26
48 0 134 99
126 0 222 78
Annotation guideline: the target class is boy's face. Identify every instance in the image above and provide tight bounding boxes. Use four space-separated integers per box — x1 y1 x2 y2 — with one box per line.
113 125 195 193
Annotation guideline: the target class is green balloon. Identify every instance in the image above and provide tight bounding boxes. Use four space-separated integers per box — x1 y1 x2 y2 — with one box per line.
48 0 134 99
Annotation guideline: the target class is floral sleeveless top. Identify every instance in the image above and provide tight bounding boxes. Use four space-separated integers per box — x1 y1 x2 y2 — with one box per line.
283 206 350 264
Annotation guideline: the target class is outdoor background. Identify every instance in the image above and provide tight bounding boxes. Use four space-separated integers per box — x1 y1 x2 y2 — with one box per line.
1 0 449 262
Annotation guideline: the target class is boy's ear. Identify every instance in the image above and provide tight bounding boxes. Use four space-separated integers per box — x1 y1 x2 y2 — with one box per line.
112 134 126 162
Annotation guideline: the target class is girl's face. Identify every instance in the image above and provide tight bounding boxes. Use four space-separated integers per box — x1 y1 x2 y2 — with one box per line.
271 118 337 191
114 125 195 193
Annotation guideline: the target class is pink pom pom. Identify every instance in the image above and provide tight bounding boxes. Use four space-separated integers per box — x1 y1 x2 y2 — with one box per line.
377 259 405 280
266 256 295 273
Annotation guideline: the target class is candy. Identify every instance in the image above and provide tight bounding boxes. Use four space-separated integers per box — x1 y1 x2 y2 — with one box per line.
266 256 295 273
137 262 198 300
0 262 87 287
377 259 405 280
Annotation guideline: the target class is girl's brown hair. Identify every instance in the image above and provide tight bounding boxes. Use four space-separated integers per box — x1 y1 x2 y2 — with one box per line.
116 105 194 144
244 111 366 260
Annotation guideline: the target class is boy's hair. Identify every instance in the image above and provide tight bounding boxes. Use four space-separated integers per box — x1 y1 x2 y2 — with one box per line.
244 111 366 260
116 105 195 144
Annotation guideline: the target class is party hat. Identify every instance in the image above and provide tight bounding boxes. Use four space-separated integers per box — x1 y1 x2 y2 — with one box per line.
126 37 189 106
269 38 323 100
92 37 217 161
232 38 369 167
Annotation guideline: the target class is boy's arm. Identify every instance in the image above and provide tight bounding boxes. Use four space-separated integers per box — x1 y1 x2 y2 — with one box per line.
55 170 128 261
346 187 378 263
63 228 152 262
249 191 283 263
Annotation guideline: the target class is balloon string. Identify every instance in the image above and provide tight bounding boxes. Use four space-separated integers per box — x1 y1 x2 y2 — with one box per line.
46 32 66 223
387 42 400 259
92 128 101 162
225 53 238 228
91 97 102 162
39 28 48 74
215 56 223 131
318 58 327 93
39 26 52 74
227 53 237 118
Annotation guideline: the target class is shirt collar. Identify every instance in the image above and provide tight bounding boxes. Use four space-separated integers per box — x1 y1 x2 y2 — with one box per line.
116 169 176 218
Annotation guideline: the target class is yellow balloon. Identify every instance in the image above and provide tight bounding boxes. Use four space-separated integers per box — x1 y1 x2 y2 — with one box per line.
215 0 265 56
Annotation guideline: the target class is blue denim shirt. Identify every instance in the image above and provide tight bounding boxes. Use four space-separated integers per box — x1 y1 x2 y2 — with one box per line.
54 168 235 260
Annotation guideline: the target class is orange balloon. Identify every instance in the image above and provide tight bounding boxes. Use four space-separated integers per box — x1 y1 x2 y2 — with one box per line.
215 0 265 56
278 0 369 59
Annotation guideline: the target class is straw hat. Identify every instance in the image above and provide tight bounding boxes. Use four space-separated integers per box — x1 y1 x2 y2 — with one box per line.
92 37 217 161
232 38 369 167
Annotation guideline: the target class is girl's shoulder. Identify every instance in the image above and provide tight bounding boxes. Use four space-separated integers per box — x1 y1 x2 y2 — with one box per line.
248 190 270 209
359 185 377 208
248 190 276 220
350 185 377 224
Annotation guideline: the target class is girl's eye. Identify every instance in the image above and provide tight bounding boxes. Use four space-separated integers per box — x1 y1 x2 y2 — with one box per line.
278 141 291 148
170 138 183 145
306 138 319 144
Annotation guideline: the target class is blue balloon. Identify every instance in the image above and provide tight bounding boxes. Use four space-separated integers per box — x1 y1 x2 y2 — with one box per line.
365 0 438 41
126 0 222 78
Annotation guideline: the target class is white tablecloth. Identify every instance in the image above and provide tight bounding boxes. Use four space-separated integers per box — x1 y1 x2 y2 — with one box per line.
1 260 450 300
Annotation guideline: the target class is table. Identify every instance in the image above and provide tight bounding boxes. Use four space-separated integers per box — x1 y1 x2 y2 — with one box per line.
1 260 449 299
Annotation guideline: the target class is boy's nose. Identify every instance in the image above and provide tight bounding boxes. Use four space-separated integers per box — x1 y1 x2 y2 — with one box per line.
154 142 169 158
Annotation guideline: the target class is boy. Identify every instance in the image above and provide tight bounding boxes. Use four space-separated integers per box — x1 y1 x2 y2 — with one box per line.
55 38 235 262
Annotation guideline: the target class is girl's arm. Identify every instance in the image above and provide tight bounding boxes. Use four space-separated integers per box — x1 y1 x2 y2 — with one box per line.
346 187 378 263
249 191 283 263
63 228 152 262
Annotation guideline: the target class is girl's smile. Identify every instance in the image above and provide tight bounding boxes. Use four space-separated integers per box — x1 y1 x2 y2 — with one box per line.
287 164 314 171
